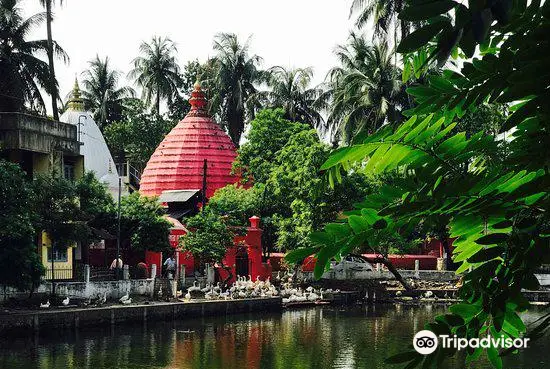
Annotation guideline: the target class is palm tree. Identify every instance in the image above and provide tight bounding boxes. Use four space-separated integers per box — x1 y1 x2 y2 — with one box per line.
38 0 65 120
350 0 410 46
212 33 264 146
80 55 134 129
128 36 181 116
318 32 409 143
265 66 324 129
0 0 67 113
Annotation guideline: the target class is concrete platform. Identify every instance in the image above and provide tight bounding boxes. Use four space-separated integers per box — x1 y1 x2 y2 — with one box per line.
0 297 282 335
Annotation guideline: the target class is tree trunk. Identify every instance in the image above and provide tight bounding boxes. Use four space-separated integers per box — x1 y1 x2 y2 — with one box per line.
363 256 414 290
156 91 161 116
45 1 59 120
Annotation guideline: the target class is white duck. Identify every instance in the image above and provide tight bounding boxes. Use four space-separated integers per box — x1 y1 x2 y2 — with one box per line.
307 292 319 301
205 288 216 300
40 300 50 309
119 293 130 303
61 296 70 306
188 281 200 293
201 283 212 294
213 282 221 294
184 291 191 301
219 291 230 300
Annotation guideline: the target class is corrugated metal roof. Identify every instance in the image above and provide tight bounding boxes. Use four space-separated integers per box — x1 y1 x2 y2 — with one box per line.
158 189 200 203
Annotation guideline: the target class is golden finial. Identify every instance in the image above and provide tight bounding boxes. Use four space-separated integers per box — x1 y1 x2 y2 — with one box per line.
67 76 85 111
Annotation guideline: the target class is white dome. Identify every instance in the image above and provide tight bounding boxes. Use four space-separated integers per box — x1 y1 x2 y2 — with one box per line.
61 79 123 198
100 170 122 198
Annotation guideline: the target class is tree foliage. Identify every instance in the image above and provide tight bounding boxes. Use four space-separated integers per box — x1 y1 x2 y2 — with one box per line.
290 1 550 368
0 160 44 290
318 33 410 143
129 36 181 116
0 0 67 113
80 55 134 129
233 109 310 183
228 109 374 252
208 184 261 227
212 33 265 146
181 211 235 264
32 174 88 249
265 66 324 129
104 99 176 168
106 192 171 253
168 59 219 122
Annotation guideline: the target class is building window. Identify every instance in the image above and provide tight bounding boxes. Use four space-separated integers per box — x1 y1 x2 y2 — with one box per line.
47 247 68 262
64 163 75 181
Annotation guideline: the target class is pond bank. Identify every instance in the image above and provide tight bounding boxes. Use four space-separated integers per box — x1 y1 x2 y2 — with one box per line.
0 297 281 335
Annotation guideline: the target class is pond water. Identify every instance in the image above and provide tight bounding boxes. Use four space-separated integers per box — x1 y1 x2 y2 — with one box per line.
0 304 548 369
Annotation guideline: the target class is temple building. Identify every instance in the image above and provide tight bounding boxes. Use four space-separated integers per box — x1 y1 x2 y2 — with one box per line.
139 82 270 281
140 81 238 199
61 79 122 197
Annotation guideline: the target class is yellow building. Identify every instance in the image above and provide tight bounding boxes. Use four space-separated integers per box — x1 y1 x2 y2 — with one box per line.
0 112 84 280
41 233 74 280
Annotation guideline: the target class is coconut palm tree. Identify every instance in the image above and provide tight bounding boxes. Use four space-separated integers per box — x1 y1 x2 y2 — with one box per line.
212 33 264 146
318 32 409 143
0 0 67 113
350 0 412 47
38 0 65 120
80 55 134 129
265 66 324 129
128 36 181 116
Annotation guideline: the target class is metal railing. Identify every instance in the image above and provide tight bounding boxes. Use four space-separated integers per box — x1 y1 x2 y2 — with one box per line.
116 162 142 190
44 266 83 281
89 266 119 281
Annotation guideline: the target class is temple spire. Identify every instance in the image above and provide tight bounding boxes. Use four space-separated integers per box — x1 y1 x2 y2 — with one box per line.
67 77 85 111
189 80 207 112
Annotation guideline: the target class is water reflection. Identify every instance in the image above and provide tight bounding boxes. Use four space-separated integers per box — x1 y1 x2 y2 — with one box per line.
0 305 548 369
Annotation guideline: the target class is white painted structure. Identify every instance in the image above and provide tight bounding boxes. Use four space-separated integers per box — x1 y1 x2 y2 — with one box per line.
61 79 123 197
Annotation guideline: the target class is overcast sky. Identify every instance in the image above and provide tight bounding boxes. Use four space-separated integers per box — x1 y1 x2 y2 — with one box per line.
20 0 367 114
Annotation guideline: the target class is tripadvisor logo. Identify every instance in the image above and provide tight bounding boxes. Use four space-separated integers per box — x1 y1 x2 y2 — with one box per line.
413 330 438 354
413 330 529 355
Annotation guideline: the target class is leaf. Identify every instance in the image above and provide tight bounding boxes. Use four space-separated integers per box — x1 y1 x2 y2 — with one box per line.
525 192 546 205
314 241 341 279
504 310 526 333
348 215 369 234
398 21 450 54
486 346 503 369
475 233 508 245
435 313 465 327
324 223 350 239
407 86 438 98
450 303 481 321
467 246 504 263
429 75 457 93
399 1 458 21
309 232 334 246
285 246 319 264
360 208 380 224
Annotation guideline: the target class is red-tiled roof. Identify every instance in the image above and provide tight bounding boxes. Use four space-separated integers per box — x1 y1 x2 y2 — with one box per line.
140 83 238 198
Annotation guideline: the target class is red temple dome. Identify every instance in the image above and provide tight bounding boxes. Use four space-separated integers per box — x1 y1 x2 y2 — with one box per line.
139 82 238 198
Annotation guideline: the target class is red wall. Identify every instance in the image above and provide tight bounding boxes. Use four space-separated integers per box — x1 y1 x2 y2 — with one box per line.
217 222 272 284
145 216 271 282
